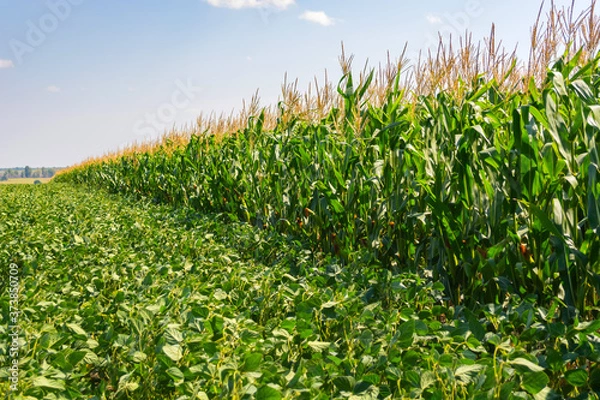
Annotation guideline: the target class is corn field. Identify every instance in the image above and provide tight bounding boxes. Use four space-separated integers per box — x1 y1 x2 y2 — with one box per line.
56 3 600 318
1 2 598 398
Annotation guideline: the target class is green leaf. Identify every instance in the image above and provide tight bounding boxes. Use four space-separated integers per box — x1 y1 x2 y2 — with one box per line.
329 199 345 214
164 327 184 343
396 320 415 348
83 351 100 365
213 289 228 300
509 357 545 372
551 72 567 97
166 367 185 381
189 364 205 375
327 355 343 366
455 364 485 385
466 311 485 340
533 387 557 400
525 201 564 239
32 376 66 390
587 163 600 230
131 351 147 363
500 382 516 399
122 381 139 392
243 353 263 372
307 341 330 352
67 350 87 367
420 370 436 389
66 323 87 337
333 376 355 391
521 371 549 394
574 319 600 334
359 329 374 348
570 79 594 103
529 106 549 131
256 385 282 400
162 344 182 362
545 349 563 373
564 369 588 387
404 370 421 388
590 367 600 391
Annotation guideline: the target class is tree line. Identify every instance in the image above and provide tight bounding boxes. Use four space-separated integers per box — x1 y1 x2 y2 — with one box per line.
0 166 61 181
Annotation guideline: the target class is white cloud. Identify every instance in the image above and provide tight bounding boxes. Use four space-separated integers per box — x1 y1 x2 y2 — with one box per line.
426 14 442 24
205 0 294 9
0 59 15 69
299 10 335 27
46 85 61 93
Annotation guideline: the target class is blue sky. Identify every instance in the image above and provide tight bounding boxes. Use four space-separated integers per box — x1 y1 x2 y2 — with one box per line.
0 0 589 168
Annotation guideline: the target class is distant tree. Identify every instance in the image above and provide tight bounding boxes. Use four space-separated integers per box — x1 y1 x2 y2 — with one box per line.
24 166 31 178
47 169 55 178
33 180 42 185
0 174 7 182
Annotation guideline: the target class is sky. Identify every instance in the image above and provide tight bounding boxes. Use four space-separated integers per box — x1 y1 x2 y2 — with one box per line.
0 0 591 168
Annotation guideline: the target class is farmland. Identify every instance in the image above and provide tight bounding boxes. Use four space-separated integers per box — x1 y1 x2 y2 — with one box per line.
0 178 52 185
2 2 600 399
0 184 599 399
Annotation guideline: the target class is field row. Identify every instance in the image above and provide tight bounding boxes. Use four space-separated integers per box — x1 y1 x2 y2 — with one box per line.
0 184 599 398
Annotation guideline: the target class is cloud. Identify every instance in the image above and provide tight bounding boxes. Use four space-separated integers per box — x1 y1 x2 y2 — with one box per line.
205 0 294 9
426 14 442 24
299 10 335 26
0 59 15 69
46 85 61 93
